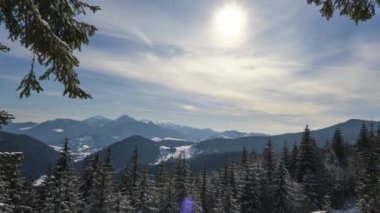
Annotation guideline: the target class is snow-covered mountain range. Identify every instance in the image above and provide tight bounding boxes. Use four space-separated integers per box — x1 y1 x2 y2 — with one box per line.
2 115 265 161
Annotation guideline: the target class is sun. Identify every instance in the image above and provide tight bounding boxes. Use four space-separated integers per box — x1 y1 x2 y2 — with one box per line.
214 3 247 39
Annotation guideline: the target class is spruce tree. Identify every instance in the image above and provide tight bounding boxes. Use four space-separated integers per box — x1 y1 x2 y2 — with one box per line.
200 168 213 213
240 146 248 167
155 162 173 213
281 142 291 172
135 165 156 212
289 143 298 179
261 137 275 212
239 165 260 213
114 191 132 213
173 153 190 207
0 153 19 212
295 126 324 210
271 150 303 213
212 177 224 213
42 138 80 212
4 153 30 212
263 137 275 183
331 128 347 167
356 124 380 212
0 0 100 99
124 146 141 209
101 148 117 211
160 178 176 213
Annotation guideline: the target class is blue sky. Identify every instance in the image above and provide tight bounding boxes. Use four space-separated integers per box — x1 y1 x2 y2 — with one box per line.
1 0 380 134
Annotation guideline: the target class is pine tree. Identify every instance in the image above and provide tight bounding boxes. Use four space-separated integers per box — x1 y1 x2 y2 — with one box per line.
263 137 275 183
123 146 141 209
101 148 117 211
240 146 248 167
289 143 298 179
173 153 190 207
160 178 176 213
79 157 94 210
200 168 213 213
239 165 260 213
84 149 117 213
5 155 30 212
0 152 34 212
212 177 224 213
41 138 80 212
0 0 100 99
295 126 324 210
155 162 172 213
271 151 303 213
357 123 370 153
228 163 238 199
21 179 38 213
281 142 291 172
0 153 19 213
356 124 380 213
219 161 240 213
0 173 12 213
135 165 156 212
331 128 347 167
223 184 240 213
114 191 133 213
261 137 275 212
249 147 257 163
39 168 55 212
302 169 319 211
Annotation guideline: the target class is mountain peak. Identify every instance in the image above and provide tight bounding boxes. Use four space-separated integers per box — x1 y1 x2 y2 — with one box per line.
116 114 137 122
83 116 111 127
83 115 111 121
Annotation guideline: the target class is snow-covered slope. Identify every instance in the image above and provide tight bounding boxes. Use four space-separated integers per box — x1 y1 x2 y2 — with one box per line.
153 145 195 165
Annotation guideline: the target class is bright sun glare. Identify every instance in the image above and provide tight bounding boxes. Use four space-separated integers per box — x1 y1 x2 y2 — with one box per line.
215 4 247 39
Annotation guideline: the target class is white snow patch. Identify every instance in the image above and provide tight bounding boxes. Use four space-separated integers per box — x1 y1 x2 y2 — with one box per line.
311 209 358 213
151 137 187 142
33 175 47 186
152 137 163 142
19 126 35 131
163 137 186 141
50 145 63 152
79 144 90 150
153 145 194 165
53 128 64 133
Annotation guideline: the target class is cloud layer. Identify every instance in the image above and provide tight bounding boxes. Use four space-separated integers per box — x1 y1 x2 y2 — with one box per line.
2 0 380 133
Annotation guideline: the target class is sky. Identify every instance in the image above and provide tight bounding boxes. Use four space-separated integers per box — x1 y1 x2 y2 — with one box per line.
1 0 380 134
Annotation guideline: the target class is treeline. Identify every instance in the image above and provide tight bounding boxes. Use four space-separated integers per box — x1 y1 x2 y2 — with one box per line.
0 124 380 212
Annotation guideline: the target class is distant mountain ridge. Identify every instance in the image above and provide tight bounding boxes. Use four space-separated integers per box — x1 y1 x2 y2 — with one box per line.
2 114 265 161
1 118 378 177
78 118 378 172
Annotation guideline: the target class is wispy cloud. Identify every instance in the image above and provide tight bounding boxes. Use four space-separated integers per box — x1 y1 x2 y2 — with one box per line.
2 0 380 133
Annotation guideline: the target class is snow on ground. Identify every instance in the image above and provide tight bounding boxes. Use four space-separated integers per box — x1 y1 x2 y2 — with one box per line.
52 128 64 133
153 145 195 165
50 145 63 152
33 175 47 186
151 137 163 142
311 208 358 213
151 137 187 142
19 126 35 131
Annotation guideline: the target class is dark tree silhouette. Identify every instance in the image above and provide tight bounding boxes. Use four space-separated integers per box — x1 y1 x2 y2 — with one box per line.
307 0 380 23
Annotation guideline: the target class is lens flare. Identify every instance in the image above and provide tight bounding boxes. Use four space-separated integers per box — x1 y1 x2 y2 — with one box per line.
180 197 194 213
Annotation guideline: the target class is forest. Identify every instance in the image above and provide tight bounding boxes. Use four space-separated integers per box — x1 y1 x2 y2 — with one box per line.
0 124 379 213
